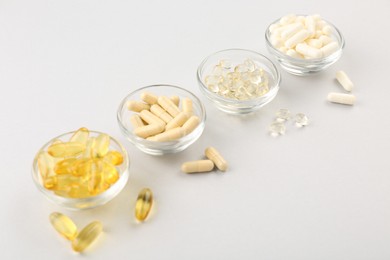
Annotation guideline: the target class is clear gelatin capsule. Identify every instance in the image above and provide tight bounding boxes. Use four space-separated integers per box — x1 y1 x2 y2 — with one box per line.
135 188 153 222
72 221 103 252
102 161 119 184
70 127 90 145
276 109 291 121
48 142 86 158
82 137 96 158
37 151 56 179
54 158 78 175
49 212 78 241
103 151 123 166
93 134 110 158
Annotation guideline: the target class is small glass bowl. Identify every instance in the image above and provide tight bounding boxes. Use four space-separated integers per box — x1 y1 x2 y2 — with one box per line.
265 17 345 76
117 84 206 155
32 130 130 210
197 49 281 115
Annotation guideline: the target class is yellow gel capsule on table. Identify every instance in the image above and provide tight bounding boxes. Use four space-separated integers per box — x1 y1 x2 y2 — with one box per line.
205 146 228 171
103 150 123 166
72 221 103 253
70 127 90 145
48 142 85 158
49 212 78 241
93 134 110 158
135 188 153 222
54 158 78 175
82 137 96 158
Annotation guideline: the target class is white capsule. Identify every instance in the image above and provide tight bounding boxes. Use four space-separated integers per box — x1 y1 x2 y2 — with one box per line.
322 25 332 35
280 14 296 25
165 112 189 131
130 114 145 129
306 38 323 49
150 104 173 123
296 16 306 24
296 43 323 59
182 98 193 116
270 35 283 48
336 71 353 92
182 116 200 134
321 42 339 57
305 16 316 37
278 46 288 54
280 23 304 41
134 124 165 138
319 35 333 45
284 29 310 49
269 23 281 33
127 101 150 112
170 95 180 106
140 92 158 105
139 110 166 126
181 160 214 173
327 92 356 105
316 20 327 30
158 96 181 117
205 147 228 172
147 127 185 142
286 49 303 59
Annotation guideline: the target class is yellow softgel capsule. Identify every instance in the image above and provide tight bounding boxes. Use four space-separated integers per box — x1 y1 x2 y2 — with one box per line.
37 151 56 179
103 151 123 166
102 161 119 184
72 221 103 253
48 142 86 158
93 134 110 158
54 158 78 175
82 137 96 158
135 188 153 222
205 146 228 171
49 212 78 241
70 127 90 145
68 183 90 198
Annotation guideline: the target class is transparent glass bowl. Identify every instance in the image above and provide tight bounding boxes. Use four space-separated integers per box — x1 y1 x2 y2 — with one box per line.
197 49 281 115
265 17 345 76
32 130 130 210
117 84 206 155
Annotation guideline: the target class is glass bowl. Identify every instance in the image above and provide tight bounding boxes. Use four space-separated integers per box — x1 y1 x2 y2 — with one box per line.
197 49 281 115
265 17 345 76
32 130 130 210
117 84 206 155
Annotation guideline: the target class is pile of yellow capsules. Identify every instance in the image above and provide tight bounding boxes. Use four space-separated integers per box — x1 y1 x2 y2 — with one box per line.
37 127 124 198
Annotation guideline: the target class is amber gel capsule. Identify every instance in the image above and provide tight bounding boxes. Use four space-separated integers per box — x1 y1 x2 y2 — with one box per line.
48 142 85 158
49 212 78 241
70 127 90 145
135 188 153 222
72 221 103 252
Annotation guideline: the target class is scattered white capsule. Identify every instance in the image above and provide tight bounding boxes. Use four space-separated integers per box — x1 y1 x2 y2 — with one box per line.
336 71 353 92
327 92 356 105
269 121 286 137
275 109 291 121
294 113 309 127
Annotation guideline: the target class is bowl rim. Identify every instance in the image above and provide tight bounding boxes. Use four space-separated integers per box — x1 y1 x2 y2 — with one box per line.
117 84 206 146
264 16 345 63
196 48 281 105
31 130 130 204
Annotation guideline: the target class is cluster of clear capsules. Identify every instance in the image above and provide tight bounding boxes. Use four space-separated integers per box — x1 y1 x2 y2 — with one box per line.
205 59 269 100
269 109 309 136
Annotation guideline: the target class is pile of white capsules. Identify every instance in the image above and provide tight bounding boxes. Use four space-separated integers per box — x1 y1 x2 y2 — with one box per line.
269 14 339 59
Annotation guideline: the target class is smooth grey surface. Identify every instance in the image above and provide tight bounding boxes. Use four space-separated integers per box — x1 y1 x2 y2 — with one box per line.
1 0 389 259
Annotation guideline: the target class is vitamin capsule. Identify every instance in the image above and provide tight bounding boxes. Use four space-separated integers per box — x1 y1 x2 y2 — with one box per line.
135 188 153 222
103 150 123 166
305 16 316 37
87 160 106 194
82 137 96 158
182 116 200 134
296 43 322 59
43 176 57 189
319 35 332 45
181 160 214 173
182 97 193 116
306 38 322 49
134 124 165 138
147 127 185 142
49 212 78 241
165 112 189 131
158 96 181 117
54 158 78 175
205 147 228 172
68 183 90 198
280 14 296 25
286 49 303 59
127 100 150 112
336 70 353 92
327 92 356 105
322 25 332 35
37 151 56 179
52 174 84 192
284 29 310 48
101 161 119 184
140 110 166 126
150 104 173 123
140 91 158 105
92 134 110 158
321 42 339 57
130 114 145 129
280 22 303 40
170 95 180 106
72 221 103 252
70 127 89 145
48 142 86 158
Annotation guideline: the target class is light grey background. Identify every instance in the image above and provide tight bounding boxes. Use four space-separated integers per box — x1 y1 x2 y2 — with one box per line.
1 0 389 259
